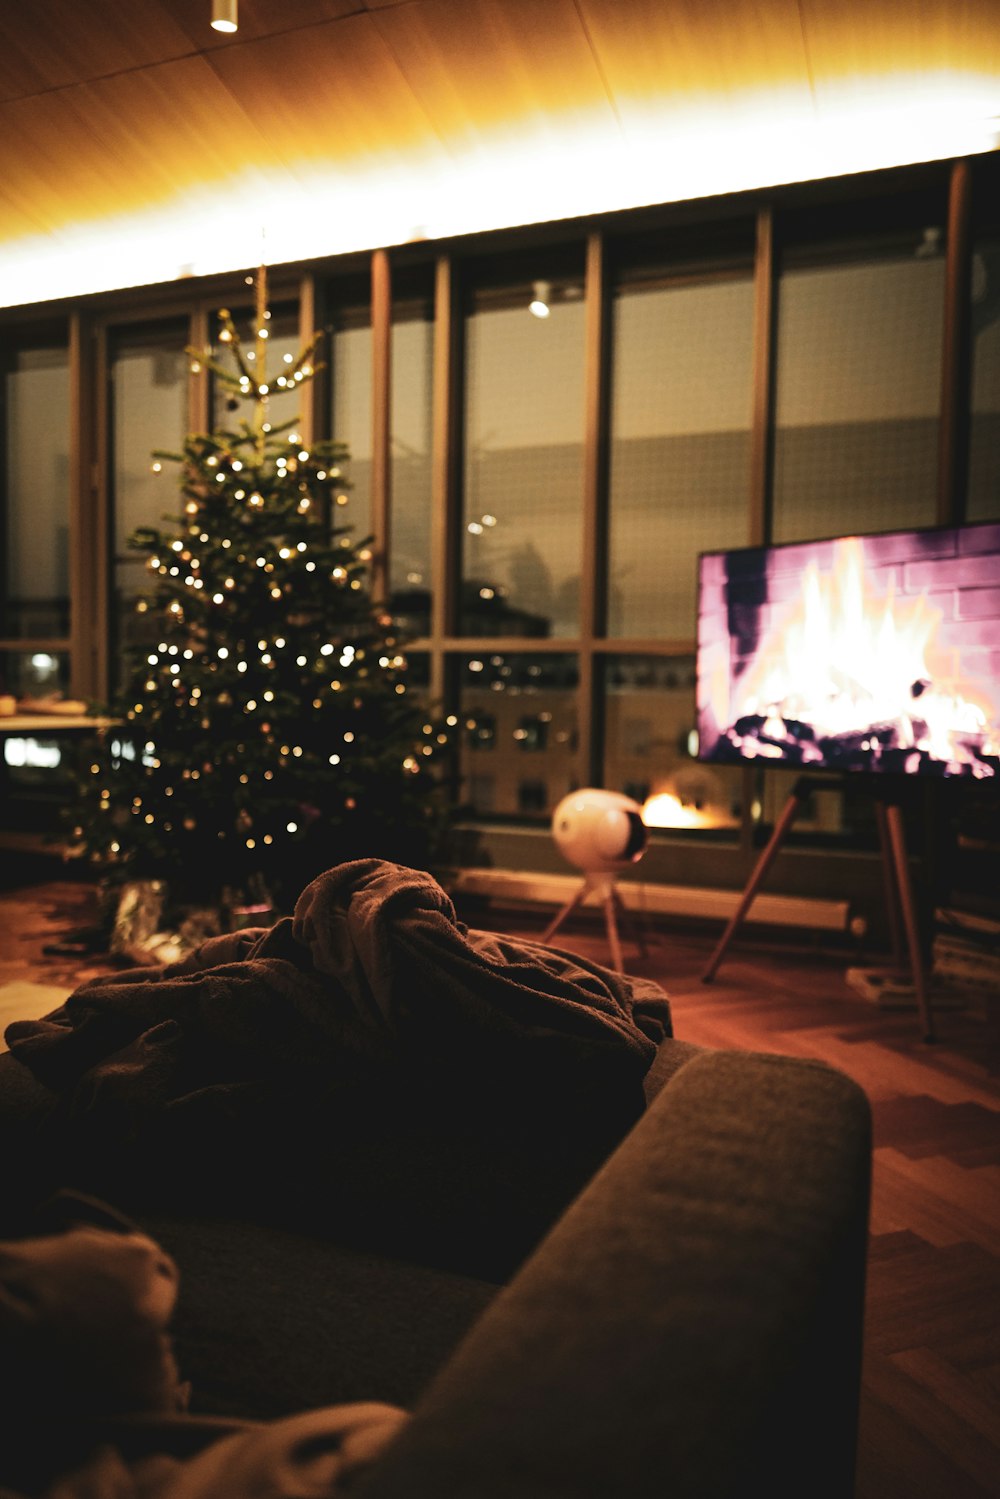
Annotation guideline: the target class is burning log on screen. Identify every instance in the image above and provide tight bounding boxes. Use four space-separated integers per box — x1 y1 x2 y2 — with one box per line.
704 536 999 779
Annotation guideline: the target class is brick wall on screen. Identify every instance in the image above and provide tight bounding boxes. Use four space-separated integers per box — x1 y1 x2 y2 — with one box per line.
865 523 1000 703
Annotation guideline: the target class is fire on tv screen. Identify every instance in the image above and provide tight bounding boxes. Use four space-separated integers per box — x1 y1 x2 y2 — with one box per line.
696 522 1000 779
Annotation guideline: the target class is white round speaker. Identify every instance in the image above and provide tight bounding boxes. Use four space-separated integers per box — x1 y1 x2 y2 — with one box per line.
551 789 648 874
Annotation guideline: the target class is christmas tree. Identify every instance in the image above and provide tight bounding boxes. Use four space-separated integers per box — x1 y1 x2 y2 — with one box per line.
71 267 452 915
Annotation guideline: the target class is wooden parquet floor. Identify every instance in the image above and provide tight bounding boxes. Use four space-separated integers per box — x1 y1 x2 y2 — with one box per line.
482 905 1000 1499
1 875 999 1498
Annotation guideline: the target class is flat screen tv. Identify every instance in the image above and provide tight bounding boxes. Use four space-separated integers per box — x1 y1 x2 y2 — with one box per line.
696 521 999 779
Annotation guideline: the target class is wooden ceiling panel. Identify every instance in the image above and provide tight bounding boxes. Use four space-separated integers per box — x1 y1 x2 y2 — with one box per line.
203 12 442 173
0 0 997 300
0 96 129 232
0 0 370 103
0 193 57 242
577 0 814 116
369 0 618 150
799 0 1000 95
0 0 194 103
0 55 277 234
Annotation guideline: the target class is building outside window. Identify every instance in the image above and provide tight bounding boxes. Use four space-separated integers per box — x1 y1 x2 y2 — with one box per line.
602 654 742 834
461 256 586 639
389 279 434 633
457 653 579 819
110 320 191 688
607 230 755 640
602 227 754 836
328 292 373 546
772 227 945 545
969 232 1000 522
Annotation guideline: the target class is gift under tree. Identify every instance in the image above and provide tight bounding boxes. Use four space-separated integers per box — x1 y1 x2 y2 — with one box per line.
71 267 450 916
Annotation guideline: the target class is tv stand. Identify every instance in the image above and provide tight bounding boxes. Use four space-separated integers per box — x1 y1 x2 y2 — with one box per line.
701 776 934 1042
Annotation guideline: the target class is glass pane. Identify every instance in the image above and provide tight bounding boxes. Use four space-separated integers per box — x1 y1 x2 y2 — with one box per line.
0 646 70 701
330 303 372 545
456 652 579 819
608 275 754 637
110 322 189 686
3 342 70 640
0 720 84 833
461 261 586 637
602 654 742 833
969 237 1000 522
773 246 944 543
113 325 189 554
390 294 434 633
402 650 430 695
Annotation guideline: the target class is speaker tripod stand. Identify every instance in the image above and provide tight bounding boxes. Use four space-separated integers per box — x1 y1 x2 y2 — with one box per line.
700 776 934 1042
541 872 648 975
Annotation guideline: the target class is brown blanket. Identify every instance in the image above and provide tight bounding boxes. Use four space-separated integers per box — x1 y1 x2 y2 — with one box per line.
8 859 669 1095
5 861 671 1271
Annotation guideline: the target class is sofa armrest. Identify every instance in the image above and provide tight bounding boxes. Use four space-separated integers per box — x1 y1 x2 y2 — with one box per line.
358 1049 872 1499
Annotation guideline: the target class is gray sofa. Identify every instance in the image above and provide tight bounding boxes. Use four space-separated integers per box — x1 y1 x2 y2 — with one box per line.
0 1036 872 1498
357 1046 872 1499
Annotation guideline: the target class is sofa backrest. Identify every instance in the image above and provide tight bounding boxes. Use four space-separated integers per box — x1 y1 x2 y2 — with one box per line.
357 1048 872 1499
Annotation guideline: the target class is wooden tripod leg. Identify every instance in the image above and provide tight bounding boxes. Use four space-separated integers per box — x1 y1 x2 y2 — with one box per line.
541 881 588 946
612 883 648 957
883 802 935 1043
602 888 625 974
874 800 905 971
702 791 802 983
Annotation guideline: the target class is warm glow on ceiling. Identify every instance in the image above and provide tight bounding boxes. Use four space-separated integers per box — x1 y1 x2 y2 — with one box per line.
0 71 997 308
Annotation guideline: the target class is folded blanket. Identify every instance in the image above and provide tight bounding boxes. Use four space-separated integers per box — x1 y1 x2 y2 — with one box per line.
5 861 672 1273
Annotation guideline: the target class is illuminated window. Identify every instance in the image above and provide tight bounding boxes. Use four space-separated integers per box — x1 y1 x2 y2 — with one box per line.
466 713 496 751
515 715 549 752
